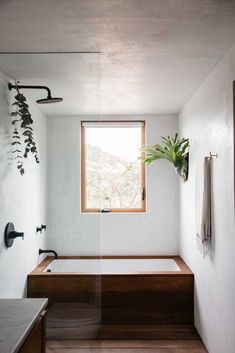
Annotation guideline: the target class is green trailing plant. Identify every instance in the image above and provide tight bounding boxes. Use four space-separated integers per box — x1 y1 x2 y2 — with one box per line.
11 126 24 175
11 81 39 175
142 133 190 182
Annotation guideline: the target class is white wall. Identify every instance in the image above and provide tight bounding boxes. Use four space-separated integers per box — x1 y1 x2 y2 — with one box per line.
47 115 179 255
179 44 235 353
0 71 47 298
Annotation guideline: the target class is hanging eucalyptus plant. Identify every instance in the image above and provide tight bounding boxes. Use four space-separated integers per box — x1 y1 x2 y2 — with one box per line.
142 133 190 182
11 81 39 175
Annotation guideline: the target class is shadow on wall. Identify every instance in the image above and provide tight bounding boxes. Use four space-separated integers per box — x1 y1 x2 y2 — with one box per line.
0 75 13 255
0 75 13 178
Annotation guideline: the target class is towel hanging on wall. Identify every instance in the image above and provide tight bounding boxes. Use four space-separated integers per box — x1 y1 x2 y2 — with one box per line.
199 157 212 242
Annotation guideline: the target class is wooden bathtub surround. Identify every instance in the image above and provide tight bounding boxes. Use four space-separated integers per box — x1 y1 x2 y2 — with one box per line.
27 256 194 340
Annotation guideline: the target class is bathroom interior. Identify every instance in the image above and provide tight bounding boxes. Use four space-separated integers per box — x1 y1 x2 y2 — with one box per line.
0 1 235 353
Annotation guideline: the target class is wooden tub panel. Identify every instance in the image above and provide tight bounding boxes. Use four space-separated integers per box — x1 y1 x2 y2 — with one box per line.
27 256 194 339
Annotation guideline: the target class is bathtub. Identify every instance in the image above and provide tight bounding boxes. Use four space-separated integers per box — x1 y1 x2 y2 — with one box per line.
28 256 194 339
42 258 181 274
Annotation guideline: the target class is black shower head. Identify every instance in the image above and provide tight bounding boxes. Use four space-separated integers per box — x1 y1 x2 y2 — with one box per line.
36 96 63 104
9 82 63 104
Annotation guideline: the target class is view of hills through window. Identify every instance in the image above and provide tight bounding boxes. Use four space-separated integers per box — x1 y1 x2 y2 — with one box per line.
82 121 145 211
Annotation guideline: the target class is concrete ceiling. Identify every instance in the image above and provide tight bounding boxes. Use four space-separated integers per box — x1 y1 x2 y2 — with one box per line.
0 0 235 116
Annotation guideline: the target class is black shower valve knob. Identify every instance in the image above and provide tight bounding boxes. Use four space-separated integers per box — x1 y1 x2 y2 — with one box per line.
4 222 24 248
36 226 42 233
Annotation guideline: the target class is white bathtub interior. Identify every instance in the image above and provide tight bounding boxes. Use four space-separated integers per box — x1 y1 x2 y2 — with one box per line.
43 258 181 274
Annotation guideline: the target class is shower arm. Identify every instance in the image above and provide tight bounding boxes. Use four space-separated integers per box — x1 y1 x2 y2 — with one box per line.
8 82 52 98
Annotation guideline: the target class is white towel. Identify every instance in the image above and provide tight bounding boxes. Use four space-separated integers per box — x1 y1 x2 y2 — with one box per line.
198 157 212 242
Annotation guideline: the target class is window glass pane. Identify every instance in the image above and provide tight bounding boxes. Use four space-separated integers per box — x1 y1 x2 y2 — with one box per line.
84 122 144 210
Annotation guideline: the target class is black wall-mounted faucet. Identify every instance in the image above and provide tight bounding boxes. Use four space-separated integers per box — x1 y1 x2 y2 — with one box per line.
36 227 42 233
41 224 47 231
39 248 58 259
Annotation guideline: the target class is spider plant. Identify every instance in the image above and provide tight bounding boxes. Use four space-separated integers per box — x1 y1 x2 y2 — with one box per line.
142 133 189 182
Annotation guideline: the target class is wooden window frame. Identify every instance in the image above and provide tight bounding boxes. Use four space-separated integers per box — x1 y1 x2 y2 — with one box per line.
81 120 146 213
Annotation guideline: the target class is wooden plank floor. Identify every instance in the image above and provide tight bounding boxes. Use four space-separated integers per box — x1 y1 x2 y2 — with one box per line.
47 324 200 340
46 339 208 352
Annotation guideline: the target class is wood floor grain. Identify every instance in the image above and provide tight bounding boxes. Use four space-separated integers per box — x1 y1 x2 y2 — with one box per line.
46 339 208 352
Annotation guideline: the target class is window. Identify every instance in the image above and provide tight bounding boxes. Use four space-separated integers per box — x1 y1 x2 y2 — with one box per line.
81 121 146 213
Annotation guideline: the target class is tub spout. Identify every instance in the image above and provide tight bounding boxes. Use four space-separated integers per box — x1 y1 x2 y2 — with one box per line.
39 248 58 259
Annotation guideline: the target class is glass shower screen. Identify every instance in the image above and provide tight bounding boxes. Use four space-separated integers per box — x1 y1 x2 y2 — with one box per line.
0 52 102 349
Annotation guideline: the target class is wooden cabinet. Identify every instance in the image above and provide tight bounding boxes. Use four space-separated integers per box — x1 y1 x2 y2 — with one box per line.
18 311 46 353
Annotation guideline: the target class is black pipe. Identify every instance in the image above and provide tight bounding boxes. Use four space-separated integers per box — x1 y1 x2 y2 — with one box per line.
39 248 58 259
8 82 52 98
